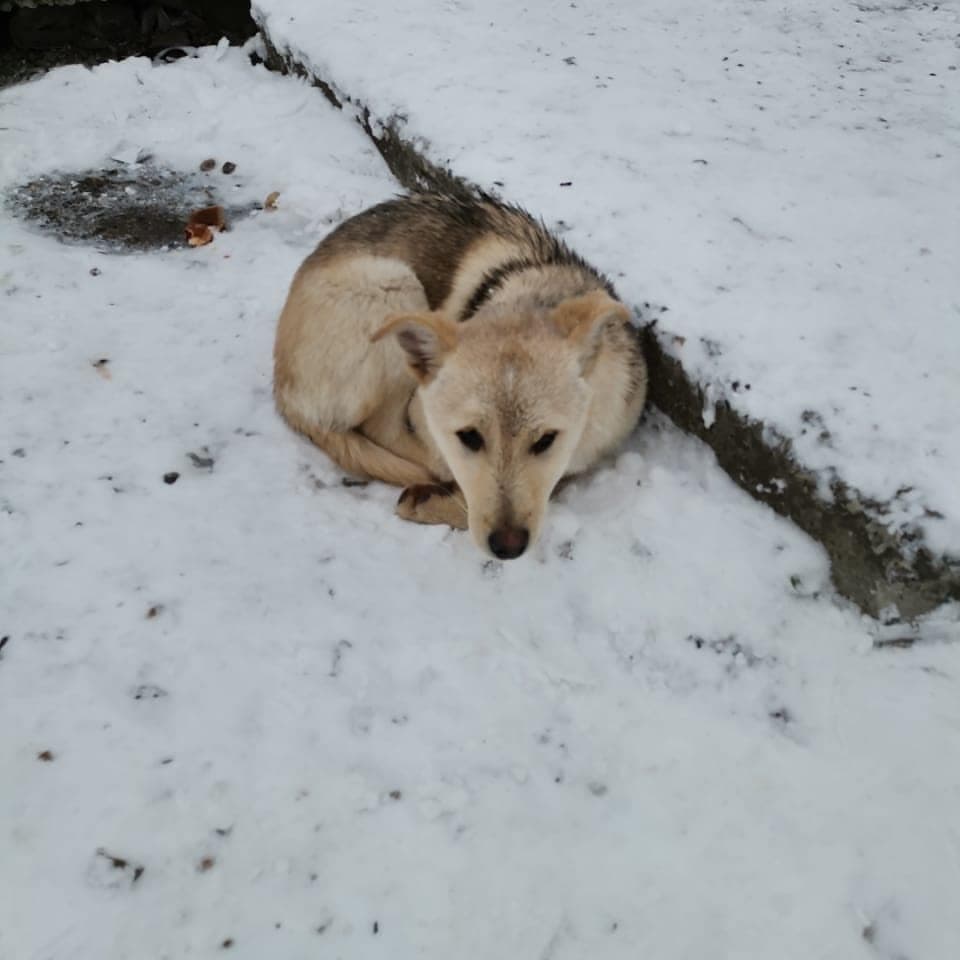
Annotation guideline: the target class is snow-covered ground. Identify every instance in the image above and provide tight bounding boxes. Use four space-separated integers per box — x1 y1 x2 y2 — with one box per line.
2 47 960 960
255 0 960 556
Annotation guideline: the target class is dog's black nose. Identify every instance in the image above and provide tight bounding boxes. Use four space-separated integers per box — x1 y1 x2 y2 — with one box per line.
488 527 529 559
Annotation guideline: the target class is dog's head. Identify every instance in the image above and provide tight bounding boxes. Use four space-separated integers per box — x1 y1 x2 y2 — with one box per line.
373 290 629 559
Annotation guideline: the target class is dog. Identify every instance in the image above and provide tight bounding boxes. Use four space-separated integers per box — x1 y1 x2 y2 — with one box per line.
274 192 647 559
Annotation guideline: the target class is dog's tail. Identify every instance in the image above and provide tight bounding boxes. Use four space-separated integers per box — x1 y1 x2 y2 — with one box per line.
285 414 433 488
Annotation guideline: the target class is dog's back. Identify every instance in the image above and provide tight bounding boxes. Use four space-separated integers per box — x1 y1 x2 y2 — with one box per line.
301 192 617 321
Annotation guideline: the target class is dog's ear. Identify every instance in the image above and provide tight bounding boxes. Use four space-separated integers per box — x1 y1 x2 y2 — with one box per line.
551 291 630 375
371 312 459 382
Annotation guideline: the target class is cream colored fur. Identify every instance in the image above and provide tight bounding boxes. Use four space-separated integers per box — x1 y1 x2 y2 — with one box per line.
274 201 647 559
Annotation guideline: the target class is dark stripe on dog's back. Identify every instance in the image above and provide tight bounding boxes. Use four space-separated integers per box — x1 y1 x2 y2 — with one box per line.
459 254 619 322
459 258 542 322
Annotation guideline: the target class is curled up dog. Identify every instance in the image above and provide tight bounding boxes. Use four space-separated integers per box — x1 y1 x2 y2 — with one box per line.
273 192 647 559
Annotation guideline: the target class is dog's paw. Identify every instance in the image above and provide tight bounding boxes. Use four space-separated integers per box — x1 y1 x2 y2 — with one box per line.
396 484 468 529
397 484 446 509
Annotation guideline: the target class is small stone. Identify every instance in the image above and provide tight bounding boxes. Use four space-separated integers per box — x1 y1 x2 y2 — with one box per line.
188 451 215 470
37 750 55 762
89 267 101 276
222 162 236 174
200 158 216 172
88 848 146 890
163 472 179 485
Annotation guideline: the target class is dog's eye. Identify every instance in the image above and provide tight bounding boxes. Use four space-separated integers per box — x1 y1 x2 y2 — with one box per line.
456 428 485 451
530 431 558 455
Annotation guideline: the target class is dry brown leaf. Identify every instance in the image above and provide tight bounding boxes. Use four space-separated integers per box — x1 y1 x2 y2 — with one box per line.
185 223 215 247
184 206 226 247
264 191 280 210
189 205 226 230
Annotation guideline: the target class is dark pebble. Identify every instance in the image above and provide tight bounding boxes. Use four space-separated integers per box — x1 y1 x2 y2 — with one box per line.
188 452 215 470
163 472 179 485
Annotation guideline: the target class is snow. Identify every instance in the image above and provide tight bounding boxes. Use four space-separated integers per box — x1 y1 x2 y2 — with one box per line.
253 0 960 556
2 45 960 960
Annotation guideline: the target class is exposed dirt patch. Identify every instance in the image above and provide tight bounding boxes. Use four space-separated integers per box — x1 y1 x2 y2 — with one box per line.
6 165 254 252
